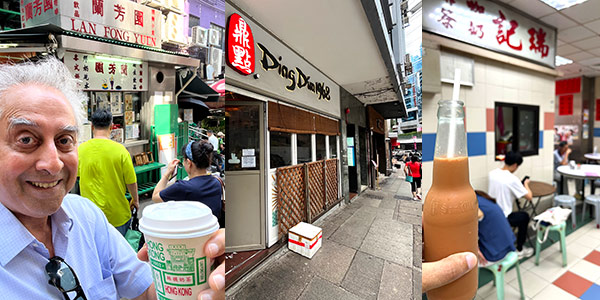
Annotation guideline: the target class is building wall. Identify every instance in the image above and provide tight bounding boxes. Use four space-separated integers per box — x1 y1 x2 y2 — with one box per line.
189 0 226 28
422 42 556 195
340 88 367 201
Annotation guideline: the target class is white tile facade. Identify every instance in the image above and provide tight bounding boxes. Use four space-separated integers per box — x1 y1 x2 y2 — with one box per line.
423 46 555 196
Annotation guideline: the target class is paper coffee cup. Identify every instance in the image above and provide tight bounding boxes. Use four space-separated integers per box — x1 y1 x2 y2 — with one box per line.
140 201 219 300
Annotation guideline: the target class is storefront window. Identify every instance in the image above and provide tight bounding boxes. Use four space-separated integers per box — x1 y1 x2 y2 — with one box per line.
226 104 261 171
329 136 337 159
316 134 326 161
495 103 539 158
297 134 312 164
270 131 292 168
87 91 141 143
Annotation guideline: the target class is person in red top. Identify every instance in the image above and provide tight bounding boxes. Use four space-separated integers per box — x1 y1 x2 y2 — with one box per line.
405 155 422 200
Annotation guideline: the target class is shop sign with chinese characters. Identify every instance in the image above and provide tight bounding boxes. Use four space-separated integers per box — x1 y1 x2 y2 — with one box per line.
423 0 556 68
63 51 149 91
227 13 255 75
225 5 340 117
21 0 161 48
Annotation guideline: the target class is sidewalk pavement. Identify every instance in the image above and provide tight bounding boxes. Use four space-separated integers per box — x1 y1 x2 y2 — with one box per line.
226 170 422 300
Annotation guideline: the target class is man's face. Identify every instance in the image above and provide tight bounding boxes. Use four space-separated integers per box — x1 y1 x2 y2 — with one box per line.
0 84 78 219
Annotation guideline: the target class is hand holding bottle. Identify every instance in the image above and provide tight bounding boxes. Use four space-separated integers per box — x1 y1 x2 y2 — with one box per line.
422 252 478 293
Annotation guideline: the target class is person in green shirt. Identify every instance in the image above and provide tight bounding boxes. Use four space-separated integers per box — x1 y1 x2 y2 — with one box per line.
78 109 139 236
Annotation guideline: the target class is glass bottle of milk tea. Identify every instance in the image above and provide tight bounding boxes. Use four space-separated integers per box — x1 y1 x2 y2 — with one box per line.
423 100 478 300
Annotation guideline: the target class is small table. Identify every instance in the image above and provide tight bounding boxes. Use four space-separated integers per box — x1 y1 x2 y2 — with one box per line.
520 181 555 216
557 164 600 197
584 153 600 164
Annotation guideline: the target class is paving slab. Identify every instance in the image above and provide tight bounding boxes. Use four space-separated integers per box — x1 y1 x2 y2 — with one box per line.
227 251 314 300
413 267 422 298
304 240 356 285
379 199 399 210
329 206 378 249
340 251 384 300
297 277 363 300
378 261 413 300
359 218 413 267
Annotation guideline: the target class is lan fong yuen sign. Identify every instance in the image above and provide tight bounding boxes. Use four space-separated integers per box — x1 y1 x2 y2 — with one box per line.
21 0 161 48
423 0 556 68
226 12 333 103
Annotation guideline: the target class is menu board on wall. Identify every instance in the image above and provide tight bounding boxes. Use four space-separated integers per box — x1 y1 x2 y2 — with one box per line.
64 51 148 91
423 0 556 68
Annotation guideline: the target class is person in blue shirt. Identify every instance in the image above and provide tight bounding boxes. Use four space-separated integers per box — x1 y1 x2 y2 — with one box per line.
153 140 224 227
0 58 225 300
475 191 517 266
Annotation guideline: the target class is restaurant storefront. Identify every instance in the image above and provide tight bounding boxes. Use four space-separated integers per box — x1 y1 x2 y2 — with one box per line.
224 4 342 254
422 0 558 193
1 0 214 193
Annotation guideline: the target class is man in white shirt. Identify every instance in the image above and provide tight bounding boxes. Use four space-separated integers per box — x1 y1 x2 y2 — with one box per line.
488 151 534 258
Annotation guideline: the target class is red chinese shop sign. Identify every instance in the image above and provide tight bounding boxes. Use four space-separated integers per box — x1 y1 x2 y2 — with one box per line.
20 0 161 48
423 0 556 68
226 13 255 75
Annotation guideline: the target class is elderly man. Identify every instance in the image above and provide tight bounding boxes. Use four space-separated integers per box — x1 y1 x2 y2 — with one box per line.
0 58 224 300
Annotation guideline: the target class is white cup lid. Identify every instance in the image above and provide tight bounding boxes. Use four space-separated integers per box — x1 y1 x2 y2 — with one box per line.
139 201 219 239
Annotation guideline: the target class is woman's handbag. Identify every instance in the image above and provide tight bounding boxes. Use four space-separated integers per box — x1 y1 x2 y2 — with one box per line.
125 208 144 251
405 165 413 183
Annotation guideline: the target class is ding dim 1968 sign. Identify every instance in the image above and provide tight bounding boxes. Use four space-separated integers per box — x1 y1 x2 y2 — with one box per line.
227 13 255 75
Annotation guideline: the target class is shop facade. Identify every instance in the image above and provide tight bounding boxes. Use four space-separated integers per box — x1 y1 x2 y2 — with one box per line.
5 0 210 193
422 0 558 193
224 4 342 252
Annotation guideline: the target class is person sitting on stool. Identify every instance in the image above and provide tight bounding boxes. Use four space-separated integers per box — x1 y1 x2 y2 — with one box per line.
488 151 534 259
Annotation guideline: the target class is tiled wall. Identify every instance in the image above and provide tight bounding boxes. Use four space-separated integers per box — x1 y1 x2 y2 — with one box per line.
422 52 556 195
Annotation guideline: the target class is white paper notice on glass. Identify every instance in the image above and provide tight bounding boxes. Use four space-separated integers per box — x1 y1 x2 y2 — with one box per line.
242 149 255 156
242 156 256 168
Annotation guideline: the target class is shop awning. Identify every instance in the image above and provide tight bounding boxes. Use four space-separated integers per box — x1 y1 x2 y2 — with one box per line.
0 24 200 67
176 68 220 102
177 98 210 121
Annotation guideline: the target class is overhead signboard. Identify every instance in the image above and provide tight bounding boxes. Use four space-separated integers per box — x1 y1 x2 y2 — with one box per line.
63 51 149 91
423 0 556 68
226 13 255 75
21 0 161 48
225 5 341 117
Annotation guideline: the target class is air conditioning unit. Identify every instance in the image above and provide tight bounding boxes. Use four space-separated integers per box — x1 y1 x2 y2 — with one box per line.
210 48 223 74
191 26 208 47
142 0 167 9
400 1 409 11
208 28 221 47
168 0 184 14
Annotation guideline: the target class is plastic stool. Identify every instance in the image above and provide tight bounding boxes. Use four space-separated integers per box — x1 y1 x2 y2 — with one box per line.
583 195 600 229
535 221 567 267
553 195 577 228
482 252 525 300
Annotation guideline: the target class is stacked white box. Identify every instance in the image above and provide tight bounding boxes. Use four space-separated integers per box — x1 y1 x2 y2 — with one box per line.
288 222 322 259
